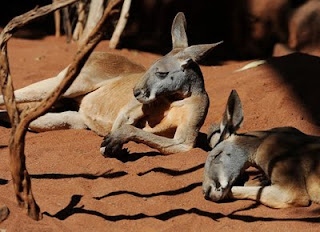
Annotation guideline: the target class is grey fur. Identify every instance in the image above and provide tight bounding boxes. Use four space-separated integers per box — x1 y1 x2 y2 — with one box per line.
204 141 250 201
133 42 222 104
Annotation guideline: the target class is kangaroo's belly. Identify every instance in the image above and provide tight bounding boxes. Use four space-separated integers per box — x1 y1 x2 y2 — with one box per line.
79 73 143 135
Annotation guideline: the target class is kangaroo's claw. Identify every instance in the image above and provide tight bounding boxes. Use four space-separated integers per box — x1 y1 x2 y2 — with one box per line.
100 134 124 158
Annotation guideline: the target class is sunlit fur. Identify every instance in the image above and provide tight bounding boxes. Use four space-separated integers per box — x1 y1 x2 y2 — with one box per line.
0 13 221 156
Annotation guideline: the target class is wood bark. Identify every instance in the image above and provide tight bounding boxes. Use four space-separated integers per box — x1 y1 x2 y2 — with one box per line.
62 7 72 42
80 0 104 45
73 0 86 41
53 0 61 37
54 9 61 37
0 0 121 220
109 0 131 48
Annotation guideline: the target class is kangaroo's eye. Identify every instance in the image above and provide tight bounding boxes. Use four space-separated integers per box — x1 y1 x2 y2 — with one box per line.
155 72 169 79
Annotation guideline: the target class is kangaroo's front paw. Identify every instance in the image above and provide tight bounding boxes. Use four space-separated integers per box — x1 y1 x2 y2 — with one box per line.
100 134 125 157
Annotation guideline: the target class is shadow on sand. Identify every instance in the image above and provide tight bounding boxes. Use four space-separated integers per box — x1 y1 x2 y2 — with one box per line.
30 170 128 180
44 194 320 223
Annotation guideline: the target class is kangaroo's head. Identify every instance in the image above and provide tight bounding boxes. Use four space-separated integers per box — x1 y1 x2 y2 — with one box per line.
133 12 222 104
203 90 246 202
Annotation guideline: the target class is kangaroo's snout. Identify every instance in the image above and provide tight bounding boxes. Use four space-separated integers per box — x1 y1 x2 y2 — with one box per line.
133 86 152 104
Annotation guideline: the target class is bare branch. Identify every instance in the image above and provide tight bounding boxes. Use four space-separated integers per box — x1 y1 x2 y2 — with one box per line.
54 9 61 37
0 0 122 220
73 0 86 41
0 0 78 47
0 0 81 221
109 0 132 49
21 0 123 127
80 0 104 45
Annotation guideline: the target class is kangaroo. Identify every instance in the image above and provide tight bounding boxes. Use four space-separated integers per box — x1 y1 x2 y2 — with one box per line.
203 90 320 208
0 12 222 156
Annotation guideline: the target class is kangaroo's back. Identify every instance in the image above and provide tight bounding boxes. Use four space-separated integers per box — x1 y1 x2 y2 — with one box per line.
253 128 320 175
62 52 146 98
0 52 146 106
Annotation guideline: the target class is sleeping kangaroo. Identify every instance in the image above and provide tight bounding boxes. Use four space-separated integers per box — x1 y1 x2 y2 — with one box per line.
0 12 222 156
203 90 320 208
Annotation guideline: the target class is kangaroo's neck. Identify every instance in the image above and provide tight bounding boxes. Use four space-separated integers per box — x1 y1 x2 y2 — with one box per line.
235 132 269 165
186 64 206 96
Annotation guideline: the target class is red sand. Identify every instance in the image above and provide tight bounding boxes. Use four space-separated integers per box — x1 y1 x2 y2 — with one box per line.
0 36 319 231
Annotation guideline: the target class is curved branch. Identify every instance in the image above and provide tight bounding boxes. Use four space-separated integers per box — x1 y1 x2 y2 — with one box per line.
0 0 123 220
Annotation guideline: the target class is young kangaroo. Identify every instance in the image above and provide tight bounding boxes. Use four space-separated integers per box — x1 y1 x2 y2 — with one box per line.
0 13 222 156
203 90 320 208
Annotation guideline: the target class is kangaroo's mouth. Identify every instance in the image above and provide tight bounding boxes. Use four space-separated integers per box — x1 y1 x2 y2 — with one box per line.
203 181 231 202
136 96 156 104
133 88 157 104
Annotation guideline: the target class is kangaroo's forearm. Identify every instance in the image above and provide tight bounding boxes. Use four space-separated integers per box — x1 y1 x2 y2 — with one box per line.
121 124 193 154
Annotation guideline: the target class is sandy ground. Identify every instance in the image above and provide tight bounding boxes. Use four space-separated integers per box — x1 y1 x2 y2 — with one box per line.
0 36 320 231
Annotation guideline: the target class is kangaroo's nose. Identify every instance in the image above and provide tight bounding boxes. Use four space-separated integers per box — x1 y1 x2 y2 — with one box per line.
133 89 141 98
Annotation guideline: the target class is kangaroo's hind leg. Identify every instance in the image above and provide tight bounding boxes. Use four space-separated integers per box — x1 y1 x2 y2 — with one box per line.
29 111 87 132
230 185 310 208
0 68 68 105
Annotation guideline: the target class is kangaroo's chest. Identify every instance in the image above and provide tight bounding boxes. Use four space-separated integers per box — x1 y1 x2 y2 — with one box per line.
136 98 189 137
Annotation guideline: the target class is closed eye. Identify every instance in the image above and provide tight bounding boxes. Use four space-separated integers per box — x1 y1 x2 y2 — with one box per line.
155 72 169 79
213 150 223 159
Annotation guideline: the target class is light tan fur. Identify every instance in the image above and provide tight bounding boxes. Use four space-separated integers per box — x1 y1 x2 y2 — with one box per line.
0 13 220 156
204 90 320 208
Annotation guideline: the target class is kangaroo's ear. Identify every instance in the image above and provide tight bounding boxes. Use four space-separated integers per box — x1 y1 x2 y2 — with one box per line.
180 41 223 62
171 12 188 49
220 90 243 137
207 123 221 148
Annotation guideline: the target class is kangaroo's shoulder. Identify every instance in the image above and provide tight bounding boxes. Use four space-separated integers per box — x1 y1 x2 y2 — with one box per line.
86 51 146 75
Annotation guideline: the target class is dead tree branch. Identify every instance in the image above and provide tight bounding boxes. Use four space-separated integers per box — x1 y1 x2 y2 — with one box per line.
109 0 131 48
62 7 73 42
80 0 104 45
0 0 122 220
54 9 61 37
73 0 86 41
